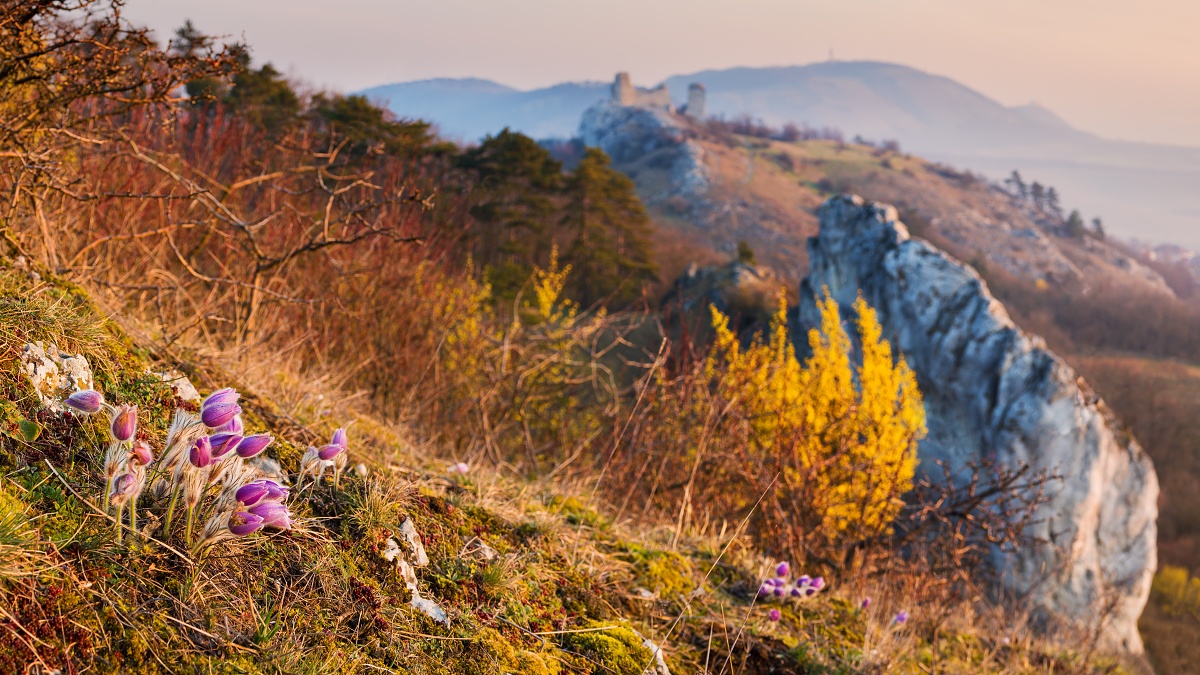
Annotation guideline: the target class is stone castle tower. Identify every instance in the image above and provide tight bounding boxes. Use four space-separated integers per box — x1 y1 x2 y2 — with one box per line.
607 72 707 119
685 83 706 119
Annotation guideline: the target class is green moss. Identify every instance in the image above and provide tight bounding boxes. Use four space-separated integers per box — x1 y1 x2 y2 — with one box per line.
559 621 653 675
618 543 696 599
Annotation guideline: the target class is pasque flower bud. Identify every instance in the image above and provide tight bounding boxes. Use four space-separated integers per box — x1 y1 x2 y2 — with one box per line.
65 389 105 414
189 436 213 468
235 434 273 458
110 405 137 442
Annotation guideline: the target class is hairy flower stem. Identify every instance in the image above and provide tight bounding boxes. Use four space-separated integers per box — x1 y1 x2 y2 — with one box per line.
115 504 124 543
163 486 181 534
185 507 195 548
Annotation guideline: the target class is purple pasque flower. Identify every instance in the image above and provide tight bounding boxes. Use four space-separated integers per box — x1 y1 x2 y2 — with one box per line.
772 586 784 597
111 472 136 495
202 388 240 409
235 433 273 458
810 577 825 591
758 582 773 597
64 389 105 414
790 586 803 598
249 501 292 530
448 461 469 474
775 561 790 578
228 510 264 537
209 432 243 458
894 610 909 625
217 414 244 435
235 479 287 507
189 436 214 468
768 608 781 622
130 440 153 466
317 443 343 461
795 575 810 587
331 428 347 450
201 402 242 430
110 404 138 442
860 597 872 610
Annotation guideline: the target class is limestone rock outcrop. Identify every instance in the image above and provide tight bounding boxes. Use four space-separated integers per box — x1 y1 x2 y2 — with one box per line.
579 102 709 198
799 195 1157 653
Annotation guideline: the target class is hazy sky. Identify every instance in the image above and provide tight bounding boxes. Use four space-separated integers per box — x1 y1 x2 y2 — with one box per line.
123 0 1200 147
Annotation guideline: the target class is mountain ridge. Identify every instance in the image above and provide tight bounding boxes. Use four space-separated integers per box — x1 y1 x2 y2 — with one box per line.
359 61 1200 247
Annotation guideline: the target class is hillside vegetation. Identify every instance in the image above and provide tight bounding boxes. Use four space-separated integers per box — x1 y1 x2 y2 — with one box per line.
0 3 1165 672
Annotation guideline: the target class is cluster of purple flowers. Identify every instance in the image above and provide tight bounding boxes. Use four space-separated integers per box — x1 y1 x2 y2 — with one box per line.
64 385 306 552
299 427 350 489
65 390 149 541
758 561 826 606
195 478 293 550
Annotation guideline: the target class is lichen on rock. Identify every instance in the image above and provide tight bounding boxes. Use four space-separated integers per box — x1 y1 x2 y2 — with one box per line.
21 342 93 411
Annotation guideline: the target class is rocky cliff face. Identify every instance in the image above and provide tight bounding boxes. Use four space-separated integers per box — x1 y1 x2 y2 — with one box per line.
579 102 709 198
800 195 1158 653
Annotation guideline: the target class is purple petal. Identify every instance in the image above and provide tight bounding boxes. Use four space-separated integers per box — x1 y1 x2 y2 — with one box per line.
111 473 136 497
228 511 264 537
331 428 347 449
768 608 781 622
249 502 292 530
209 432 243 457
202 388 240 409
795 575 810 587
894 611 909 625
236 434 273 458
201 402 242 429
130 440 153 466
804 586 817 597
772 586 784 597
860 597 872 609
235 482 268 507
189 436 213 468
758 583 772 597
790 587 802 597
775 561 790 578
317 444 343 461
263 482 288 501
217 414 245 435
65 390 104 414
810 577 825 591
110 405 137 442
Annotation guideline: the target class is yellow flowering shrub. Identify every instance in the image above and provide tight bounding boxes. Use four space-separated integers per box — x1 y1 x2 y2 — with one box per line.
705 289 926 548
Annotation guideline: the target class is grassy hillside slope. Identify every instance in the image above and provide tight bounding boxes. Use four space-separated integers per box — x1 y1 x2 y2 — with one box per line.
0 254 1137 673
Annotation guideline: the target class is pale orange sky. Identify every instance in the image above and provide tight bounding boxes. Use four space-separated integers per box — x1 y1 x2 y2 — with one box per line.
124 0 1200 147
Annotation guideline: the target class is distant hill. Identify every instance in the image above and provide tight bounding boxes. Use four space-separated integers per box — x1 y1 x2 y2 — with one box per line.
358 78 607 142
360 61 1200 247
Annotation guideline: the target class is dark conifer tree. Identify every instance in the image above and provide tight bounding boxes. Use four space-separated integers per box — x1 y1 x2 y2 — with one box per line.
560 148 658 308
456 129 564 300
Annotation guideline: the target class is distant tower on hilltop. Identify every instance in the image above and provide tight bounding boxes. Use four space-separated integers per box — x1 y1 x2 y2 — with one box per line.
609 72 673 110
684 83 707 119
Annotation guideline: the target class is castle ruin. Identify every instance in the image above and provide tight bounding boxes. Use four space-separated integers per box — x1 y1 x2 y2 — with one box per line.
609 72 706 119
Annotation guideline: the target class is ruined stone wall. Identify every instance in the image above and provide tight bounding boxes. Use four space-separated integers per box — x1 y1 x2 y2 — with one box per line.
610 72 672 110
685 83 706 119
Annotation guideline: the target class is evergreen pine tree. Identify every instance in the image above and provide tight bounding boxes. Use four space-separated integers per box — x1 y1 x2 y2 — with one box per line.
1092 216 1106 240
560 148 658 308
1065 210 1086 238
1046 187 1063 219
456 129 564 300
225 61 300 133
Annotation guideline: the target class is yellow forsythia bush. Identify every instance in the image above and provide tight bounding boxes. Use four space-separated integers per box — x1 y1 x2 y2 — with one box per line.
1152 565 1200 619
707 289 926 546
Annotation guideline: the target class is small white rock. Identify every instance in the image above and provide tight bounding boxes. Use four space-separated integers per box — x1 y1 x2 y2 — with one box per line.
399 517 429 566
